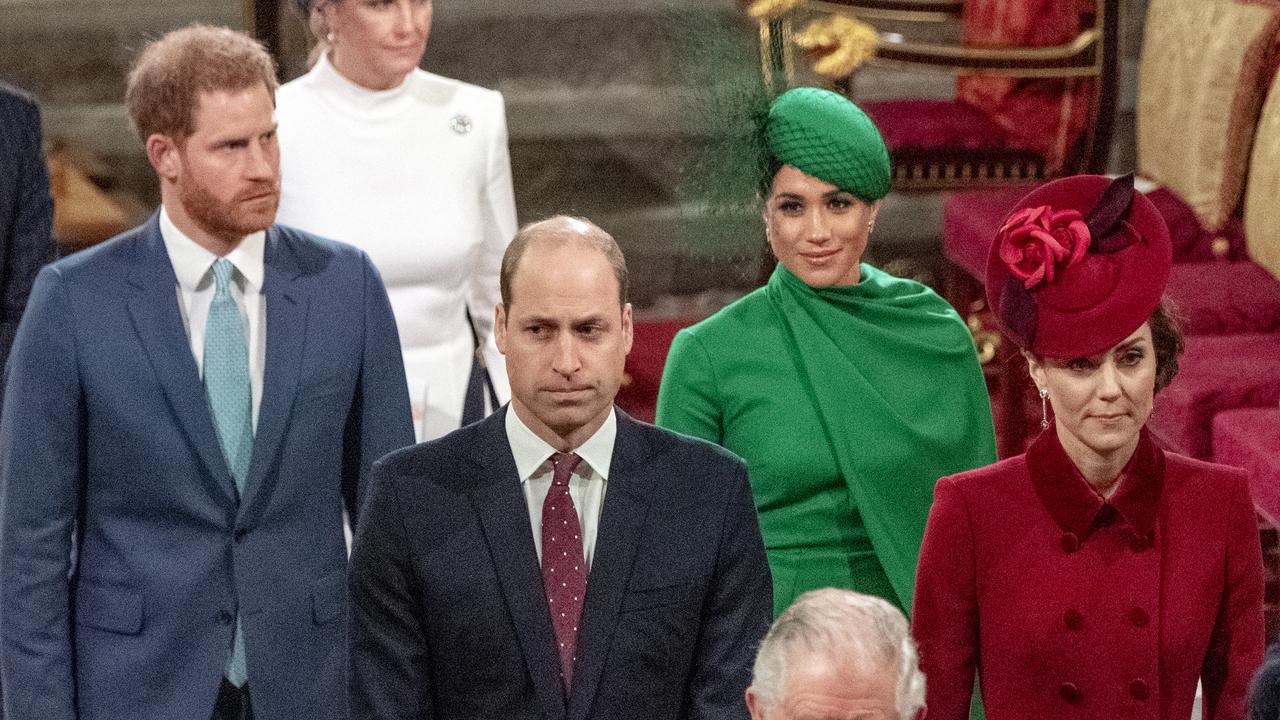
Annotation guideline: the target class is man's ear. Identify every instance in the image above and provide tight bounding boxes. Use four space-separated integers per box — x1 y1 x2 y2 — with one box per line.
494 303 508 354
744 687 764 720
621 302 633 356
146 133 181 184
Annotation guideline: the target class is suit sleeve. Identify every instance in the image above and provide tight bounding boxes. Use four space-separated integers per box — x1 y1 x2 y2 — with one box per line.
348 461 433 719
0 96 56 409
654 329 723 445
344 254 414 523
0 267 83 720
1200 469 1264 720
684 459 772 720
467 92 516 405
912 476 981 720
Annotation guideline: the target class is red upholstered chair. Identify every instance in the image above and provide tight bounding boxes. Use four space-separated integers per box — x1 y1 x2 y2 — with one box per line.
938 0 1280 455
1213 408 1280 526
1147 51 1280 461
757 0 1119 191
1147 334 1280 458
615 319 697 423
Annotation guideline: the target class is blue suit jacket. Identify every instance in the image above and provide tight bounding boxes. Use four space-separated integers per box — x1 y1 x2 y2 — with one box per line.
0 82 56 411
0 215 414 720
349 407 773 720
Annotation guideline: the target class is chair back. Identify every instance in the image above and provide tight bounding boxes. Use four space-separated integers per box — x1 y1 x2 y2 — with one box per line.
1137 0 1280 232
1245 66 1280 280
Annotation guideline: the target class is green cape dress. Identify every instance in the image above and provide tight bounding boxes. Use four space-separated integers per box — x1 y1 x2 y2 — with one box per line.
657 262 996 617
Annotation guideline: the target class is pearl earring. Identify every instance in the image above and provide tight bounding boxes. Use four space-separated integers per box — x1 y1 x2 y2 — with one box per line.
1038 386 1050 430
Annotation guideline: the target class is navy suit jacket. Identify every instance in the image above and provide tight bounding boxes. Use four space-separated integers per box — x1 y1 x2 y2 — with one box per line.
0 215 414 720
349 407 773 720
0 82 56 410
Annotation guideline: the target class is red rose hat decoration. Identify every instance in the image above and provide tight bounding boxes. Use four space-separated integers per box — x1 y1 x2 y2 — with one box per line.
985 174 1173 359
997 205 1091 290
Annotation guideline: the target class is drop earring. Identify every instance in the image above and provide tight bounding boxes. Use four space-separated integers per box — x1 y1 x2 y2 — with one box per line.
1038 386 1050 430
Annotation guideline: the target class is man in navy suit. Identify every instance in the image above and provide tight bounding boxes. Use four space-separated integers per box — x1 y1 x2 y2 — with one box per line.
0 81 57 411
0 25 413 720
349 215 773 719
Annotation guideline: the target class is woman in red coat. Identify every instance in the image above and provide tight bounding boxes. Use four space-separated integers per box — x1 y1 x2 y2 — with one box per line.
912 174 1265 720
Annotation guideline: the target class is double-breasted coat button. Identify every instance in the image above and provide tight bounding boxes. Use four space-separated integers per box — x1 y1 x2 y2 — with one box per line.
1060 533 1080 553
1059 682 1083 704
1063 609 1084 631
1128 678 1150 700
1128 607 1150 627
1130 533 1151 552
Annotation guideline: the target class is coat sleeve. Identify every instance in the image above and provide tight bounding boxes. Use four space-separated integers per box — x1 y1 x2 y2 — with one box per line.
1200 469 1265 720
0 95 56 410
912 476 981 720
654 329 723 445
684 459 773 720
467 92 517 405
0 267 82 720
348 461 434 719
344 254 414 523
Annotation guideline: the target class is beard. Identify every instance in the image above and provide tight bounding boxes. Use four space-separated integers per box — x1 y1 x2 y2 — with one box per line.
177 174 279 243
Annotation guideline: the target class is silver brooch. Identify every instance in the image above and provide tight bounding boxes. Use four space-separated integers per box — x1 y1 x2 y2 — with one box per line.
450 114 473 135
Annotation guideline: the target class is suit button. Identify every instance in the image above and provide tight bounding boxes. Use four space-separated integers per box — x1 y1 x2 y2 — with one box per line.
217 610 234 625
1129 678 1150 700
233 528 247 544
1059 682 1082 704
1063 609 1084 631
1060 533 1080 553
1128 607 1149 627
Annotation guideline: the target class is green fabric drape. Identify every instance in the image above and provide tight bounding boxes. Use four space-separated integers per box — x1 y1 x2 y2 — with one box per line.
765 263 996 608
657 262 996 614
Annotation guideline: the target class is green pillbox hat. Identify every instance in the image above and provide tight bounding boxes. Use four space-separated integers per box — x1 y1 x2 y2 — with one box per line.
765 87 891 201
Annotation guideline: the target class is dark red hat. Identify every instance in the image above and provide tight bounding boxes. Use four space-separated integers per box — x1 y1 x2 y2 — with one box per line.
985 174 1172 359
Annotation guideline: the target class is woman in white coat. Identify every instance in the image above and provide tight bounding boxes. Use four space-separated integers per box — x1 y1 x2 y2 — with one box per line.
276 0 517 440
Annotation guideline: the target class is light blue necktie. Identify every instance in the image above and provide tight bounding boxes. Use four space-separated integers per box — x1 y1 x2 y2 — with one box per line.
203 258 252 687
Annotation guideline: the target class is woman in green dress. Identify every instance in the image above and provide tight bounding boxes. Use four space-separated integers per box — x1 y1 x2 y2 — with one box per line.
656 87 997 617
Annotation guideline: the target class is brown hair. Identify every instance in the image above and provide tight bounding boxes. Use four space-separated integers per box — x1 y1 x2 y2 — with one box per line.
1150 298 1185 392
500 216 629 309
126 24 278 142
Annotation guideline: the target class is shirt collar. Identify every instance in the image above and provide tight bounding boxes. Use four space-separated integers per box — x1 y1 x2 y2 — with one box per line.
505 404 617 482
1026 426 1164 540
160 205 266 293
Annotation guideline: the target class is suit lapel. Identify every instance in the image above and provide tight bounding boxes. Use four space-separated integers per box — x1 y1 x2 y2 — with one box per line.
566 411 658 720
125 215 236 504
469 410 568 720
240 227 310 518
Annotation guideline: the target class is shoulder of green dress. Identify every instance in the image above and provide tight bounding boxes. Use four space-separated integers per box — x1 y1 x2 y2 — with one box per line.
675 285 775 343
862 265 965 323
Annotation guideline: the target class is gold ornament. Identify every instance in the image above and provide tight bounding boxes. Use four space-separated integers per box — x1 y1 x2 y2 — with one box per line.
742 0 805 21
794 15 879 79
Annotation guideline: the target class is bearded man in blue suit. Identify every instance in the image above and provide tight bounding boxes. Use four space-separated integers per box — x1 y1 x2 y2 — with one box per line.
0 25 413 720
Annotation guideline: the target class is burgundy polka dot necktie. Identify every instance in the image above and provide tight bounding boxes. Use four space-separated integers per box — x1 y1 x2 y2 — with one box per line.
542 452 586 690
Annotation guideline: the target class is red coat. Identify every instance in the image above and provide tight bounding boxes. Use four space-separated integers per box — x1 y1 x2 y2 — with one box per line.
913 429 1264 720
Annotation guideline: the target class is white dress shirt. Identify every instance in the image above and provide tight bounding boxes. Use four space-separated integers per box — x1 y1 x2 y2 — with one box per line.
506 406 615 570
159 206 266 430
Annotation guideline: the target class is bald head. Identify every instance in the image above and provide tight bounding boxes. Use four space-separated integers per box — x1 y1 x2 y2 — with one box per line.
500 216 629 310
